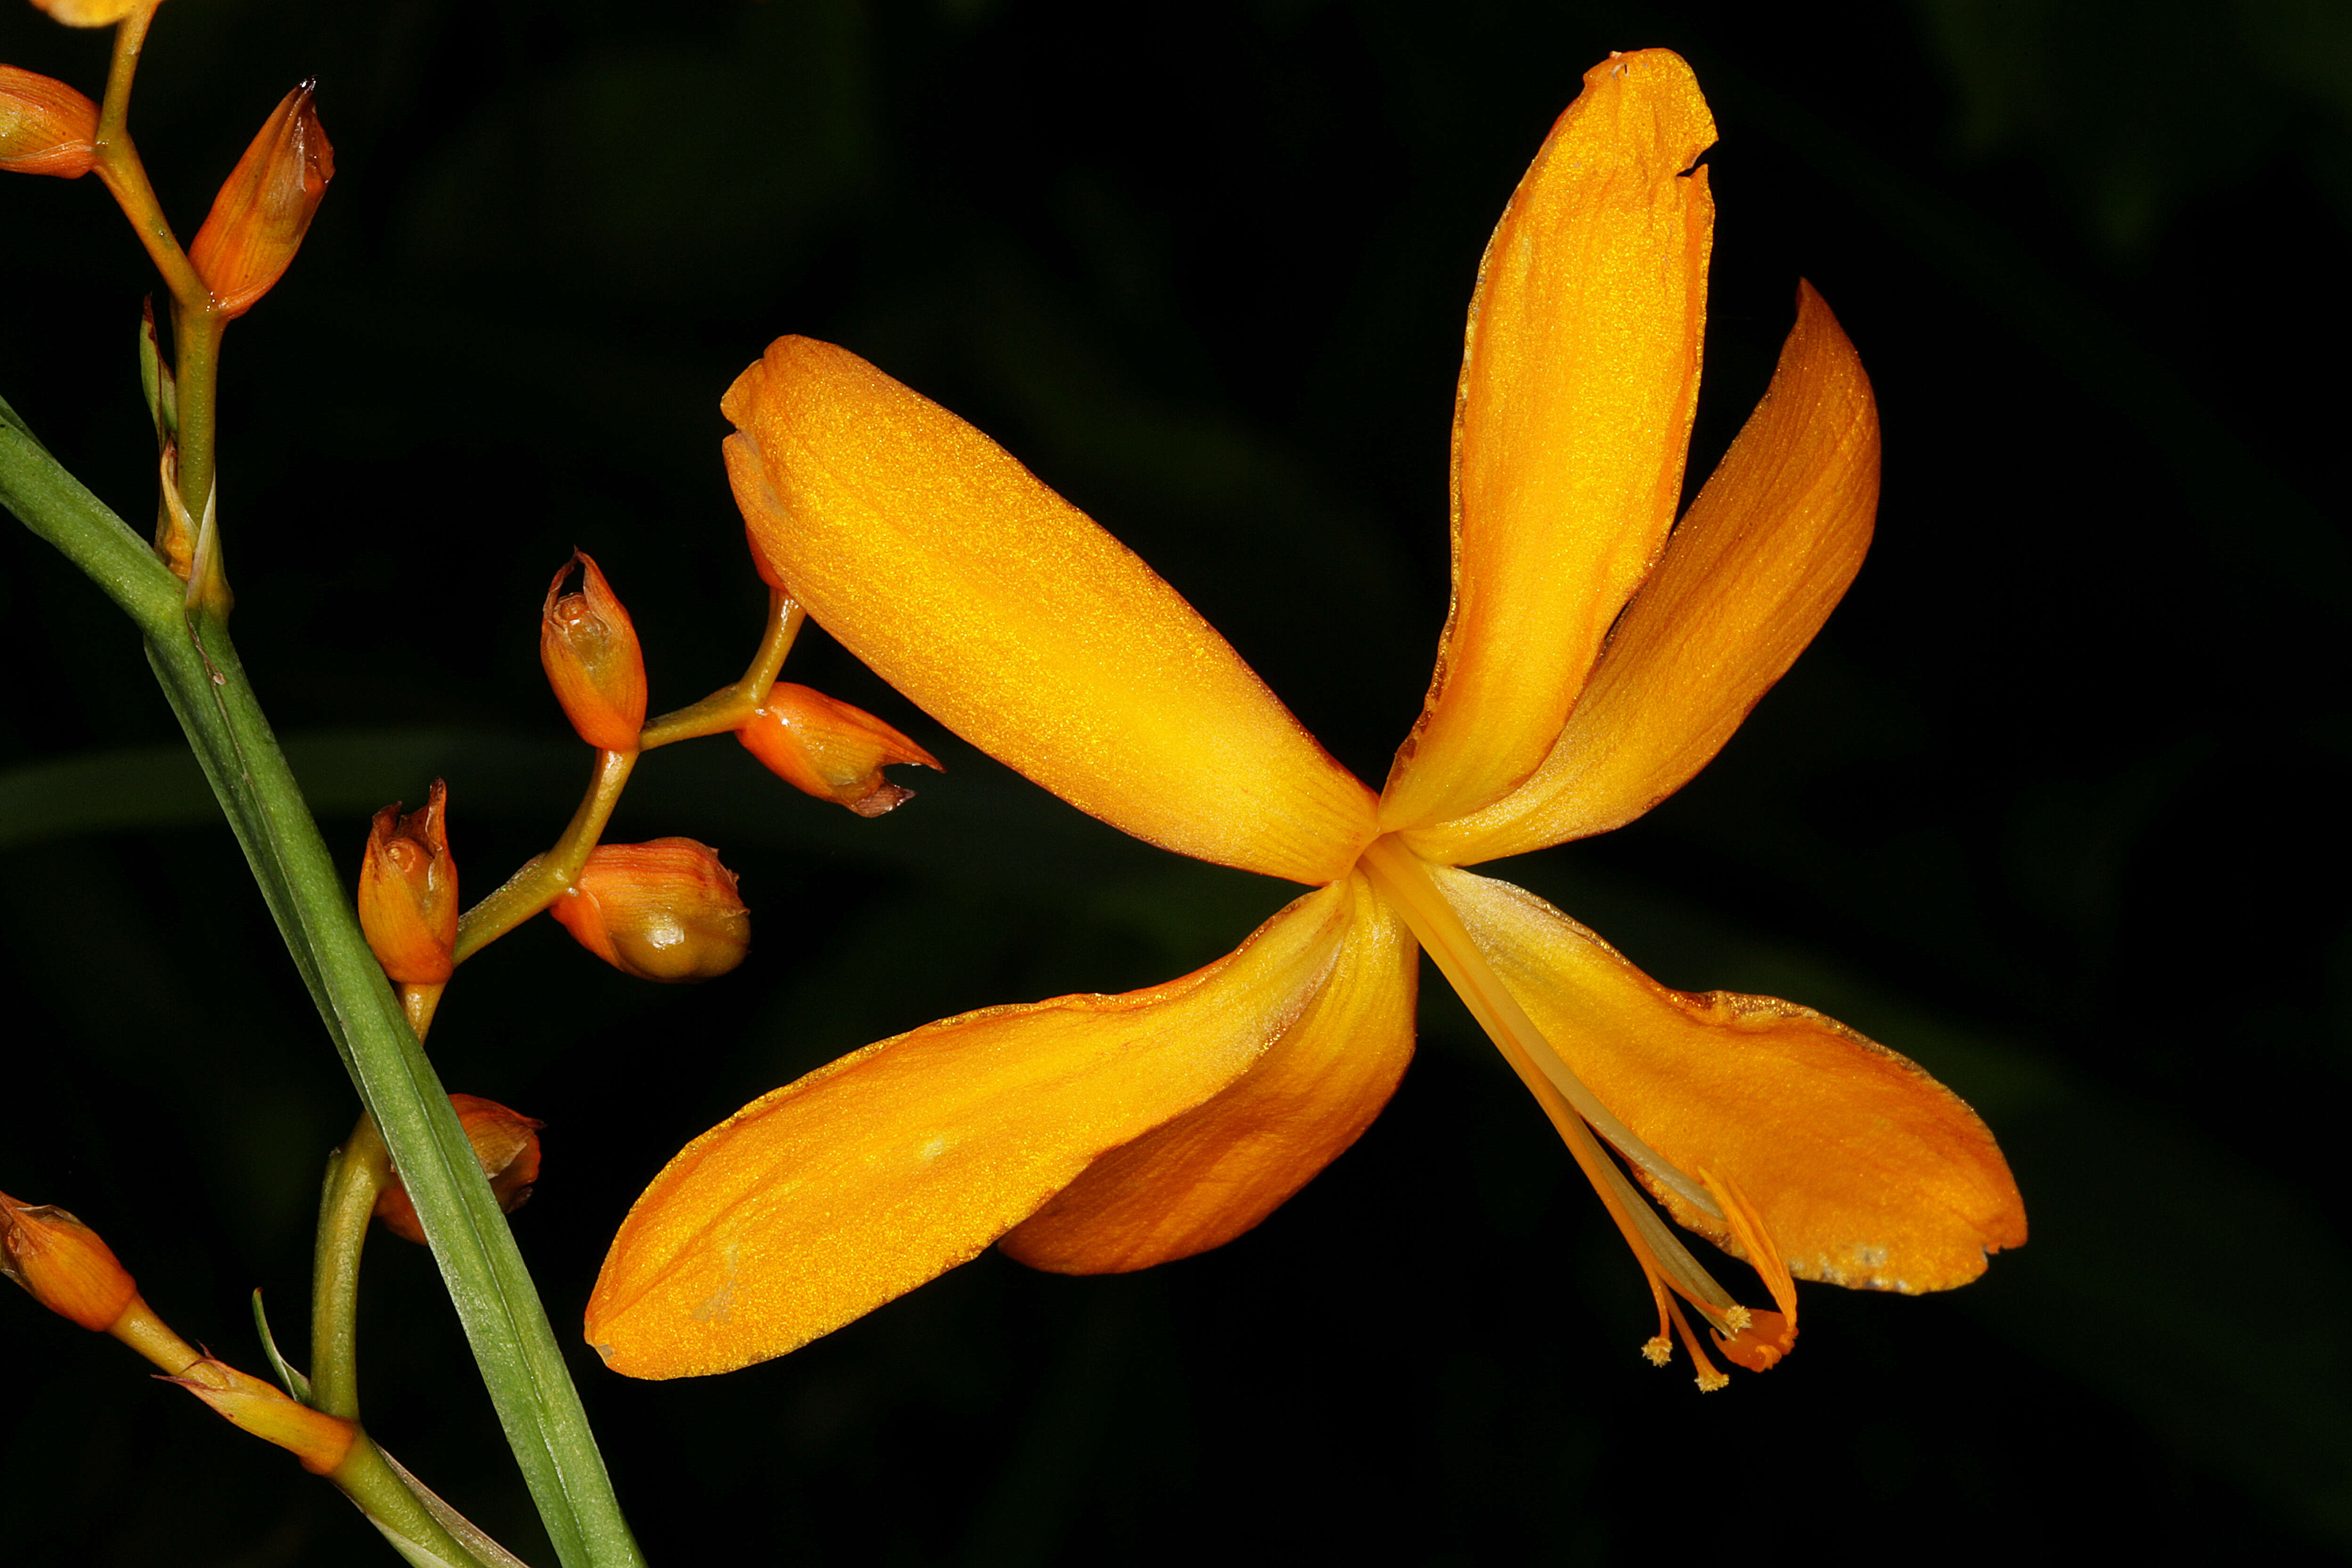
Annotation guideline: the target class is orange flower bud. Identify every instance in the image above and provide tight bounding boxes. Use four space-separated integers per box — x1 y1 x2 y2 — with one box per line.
0 1190 137 1332
373 1094 545 1245
187 80 334 320
737 683 941 817
551 838 749 983
27 0 153 26
540 550 647 751
0 65 97 178
166 1356 357 1475
356 779 457 984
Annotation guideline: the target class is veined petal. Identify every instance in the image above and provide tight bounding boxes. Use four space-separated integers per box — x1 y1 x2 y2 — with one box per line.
1432 866 2025 1292
1413 283 1879 865
723 339 1378 884
587 882 1354 1378
1381 50 1716 832
1001 872 1417 1274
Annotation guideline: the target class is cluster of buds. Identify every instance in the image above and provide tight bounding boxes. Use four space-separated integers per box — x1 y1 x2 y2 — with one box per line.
373 1094 544 1244
554 838 750 982
0 65 97 178
541 550 647 752
187 81 335 320
356 779 457 984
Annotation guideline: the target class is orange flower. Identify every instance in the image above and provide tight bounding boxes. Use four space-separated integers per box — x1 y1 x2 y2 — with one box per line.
356 779 457 984
0 1189 138 1331
0 65 97 178
588 50 2025 1388
540 550 648 752
375 1094 544 1244
552 838 749 982
737 682 940 817
187 80 333 319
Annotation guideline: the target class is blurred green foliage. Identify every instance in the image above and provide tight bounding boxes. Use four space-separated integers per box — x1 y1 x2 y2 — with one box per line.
3 0 2351 1562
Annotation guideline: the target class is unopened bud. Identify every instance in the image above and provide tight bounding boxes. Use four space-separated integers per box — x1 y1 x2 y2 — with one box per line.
540 550 647 751
0 1190 137 1332
187 80 334 320
357 779 457 984
738 684 940 817
552 838 748 982
167 1357 357 1474
0 65 96 177
26 0 154 26
373 1094 544 1245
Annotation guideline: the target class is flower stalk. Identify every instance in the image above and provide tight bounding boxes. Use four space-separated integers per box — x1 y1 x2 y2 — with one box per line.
0 393 645 1568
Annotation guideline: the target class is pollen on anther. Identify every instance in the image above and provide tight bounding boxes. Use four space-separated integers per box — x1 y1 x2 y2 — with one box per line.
1694 1368 1731 1393
1641 1336 1672 1367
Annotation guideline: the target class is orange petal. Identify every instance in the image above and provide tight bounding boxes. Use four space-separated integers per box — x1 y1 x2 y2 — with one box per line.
722 338 1377 884
587 882 1356 1378
1001 873 1417 1273
1412 284 1880 864
1380 50 1716 833
1432 866 2025 1292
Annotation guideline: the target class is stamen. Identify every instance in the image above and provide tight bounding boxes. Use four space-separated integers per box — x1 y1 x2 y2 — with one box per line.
1361 836 1794 1387
1359 838 1720 1221
1699 1166 1799 1373
1663 1296 1731 1391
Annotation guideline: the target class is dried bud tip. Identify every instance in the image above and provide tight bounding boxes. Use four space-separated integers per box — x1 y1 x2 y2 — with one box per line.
553 837 750 983
374 1093 545 1245
0 65 97 177
357 778 458 984
187 80 334 319
737 683 940 817
0 1189 137 1331
540 550 648 752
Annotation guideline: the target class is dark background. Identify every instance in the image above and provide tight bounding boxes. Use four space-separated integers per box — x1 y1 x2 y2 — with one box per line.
4 0 2351 1562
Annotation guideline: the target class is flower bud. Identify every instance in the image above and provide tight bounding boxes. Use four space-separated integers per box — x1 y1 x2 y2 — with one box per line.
373 1094 544 1245
357 779 457 984
0 1189 137 1332
167 1356 357 1475
738 683 940 817
552 838 749 982
0 65 97 177
27 0 154 26
540 550 647 751
187 80 334 320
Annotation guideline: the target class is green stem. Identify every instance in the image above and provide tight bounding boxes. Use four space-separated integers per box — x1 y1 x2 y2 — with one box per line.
90 3 211 314
454 747 636 964
169 307 225 548
0 400 645 1568
311 1116 391 1422
332 1437 500 1568
637 589 803 749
